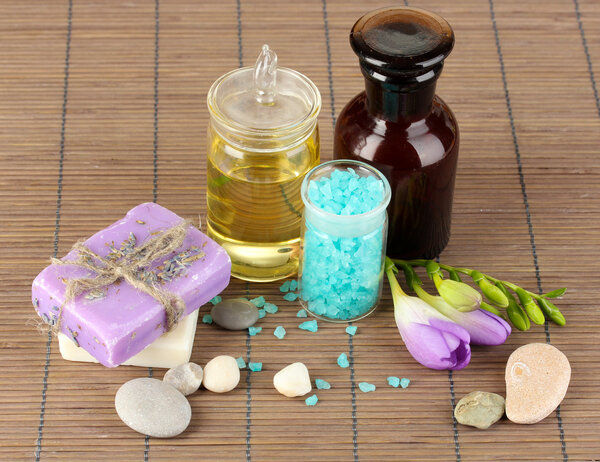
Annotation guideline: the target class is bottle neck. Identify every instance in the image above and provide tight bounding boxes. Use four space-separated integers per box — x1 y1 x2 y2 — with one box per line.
364 75 437 123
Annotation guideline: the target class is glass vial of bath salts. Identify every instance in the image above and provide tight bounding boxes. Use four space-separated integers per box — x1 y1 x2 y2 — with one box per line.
334 7 459 259
298 160 391 322
206 45 321 282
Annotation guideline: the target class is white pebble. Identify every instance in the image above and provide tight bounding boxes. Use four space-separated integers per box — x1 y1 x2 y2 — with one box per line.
203 355 240 393
273 362 312 397
163 362 203 396
115 378 191 438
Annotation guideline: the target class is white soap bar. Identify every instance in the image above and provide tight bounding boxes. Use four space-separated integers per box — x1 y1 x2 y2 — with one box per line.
58 310 199 368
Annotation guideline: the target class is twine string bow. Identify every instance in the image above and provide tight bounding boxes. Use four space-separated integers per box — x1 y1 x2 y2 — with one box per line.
50 220 192 333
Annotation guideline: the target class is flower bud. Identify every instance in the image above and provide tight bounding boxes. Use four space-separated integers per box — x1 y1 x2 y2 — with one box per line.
437 279 482 312
472 271 508 308
516 288 545 325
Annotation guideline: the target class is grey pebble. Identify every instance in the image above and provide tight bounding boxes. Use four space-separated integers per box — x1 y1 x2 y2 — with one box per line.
454 390 505 429
163 362 203 396
115 378 191 438
211 298 259 330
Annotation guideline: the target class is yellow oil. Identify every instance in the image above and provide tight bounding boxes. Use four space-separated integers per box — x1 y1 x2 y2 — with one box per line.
206 128 319 282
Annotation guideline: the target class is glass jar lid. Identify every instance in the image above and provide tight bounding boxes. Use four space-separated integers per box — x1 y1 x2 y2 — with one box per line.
207 45 321 132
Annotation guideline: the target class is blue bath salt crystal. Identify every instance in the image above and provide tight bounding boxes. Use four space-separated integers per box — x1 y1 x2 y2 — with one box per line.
264 302 278 314
248 326 262 336
258 308 266 319
300 169 386 320
236 357 246 369
209 295 222 305
400 378 411 389
250 296 265 307
305 394 319 406
387 376 400 388
299 319 318 332
283 292 299 301
249 362 262 372
359 382 376 393
290 279 298 291
315 379 331 390
337 353 349 368
274 326 286 339
279 280 291 292
202 314 213 324
345 325 357 336
296 309 308 318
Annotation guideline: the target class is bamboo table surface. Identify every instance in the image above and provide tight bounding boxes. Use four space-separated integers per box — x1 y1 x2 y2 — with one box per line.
1 0 599 460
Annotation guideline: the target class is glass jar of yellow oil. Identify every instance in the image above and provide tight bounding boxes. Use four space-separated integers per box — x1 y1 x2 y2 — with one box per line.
206 45 321 282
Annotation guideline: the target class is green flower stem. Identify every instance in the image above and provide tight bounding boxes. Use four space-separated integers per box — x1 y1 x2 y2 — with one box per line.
391 258 566 328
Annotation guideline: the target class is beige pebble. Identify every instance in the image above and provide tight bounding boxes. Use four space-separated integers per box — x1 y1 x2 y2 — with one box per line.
203 355 240 393
164 362 203 396
115 378 191 438
505 343 570 424
273 362 312 397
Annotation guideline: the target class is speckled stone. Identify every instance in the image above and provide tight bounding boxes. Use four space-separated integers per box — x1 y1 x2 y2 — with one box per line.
273 362 312 397
211 298 259 330
203 355 240 393
163 362 203 396
505 343 571 424
115 378 191 438
454 391 505 429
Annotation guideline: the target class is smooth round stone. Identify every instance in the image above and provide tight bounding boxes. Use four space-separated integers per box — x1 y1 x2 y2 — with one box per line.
203 355 240 393
273 362 312 397
115 378 191 438
163 362 203 396
505 343 571 424
211 298 259 330
454 391 505 429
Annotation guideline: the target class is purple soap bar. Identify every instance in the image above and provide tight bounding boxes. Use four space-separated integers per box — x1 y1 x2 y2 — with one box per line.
32 203 231 367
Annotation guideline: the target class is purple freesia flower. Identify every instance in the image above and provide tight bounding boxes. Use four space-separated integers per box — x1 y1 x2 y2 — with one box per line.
418 292 511 346
386 259 471 370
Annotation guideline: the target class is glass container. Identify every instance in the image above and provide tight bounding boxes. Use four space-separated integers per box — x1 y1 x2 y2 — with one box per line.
207 45 321 282
334 7 459 259
299 160 391 322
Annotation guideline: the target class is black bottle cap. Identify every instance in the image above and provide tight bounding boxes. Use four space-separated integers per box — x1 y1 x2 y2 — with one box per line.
350 7 454 79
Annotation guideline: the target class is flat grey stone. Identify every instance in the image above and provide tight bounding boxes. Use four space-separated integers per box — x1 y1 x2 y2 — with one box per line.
115 378 191 437
454 391 505 429
211 298 259 330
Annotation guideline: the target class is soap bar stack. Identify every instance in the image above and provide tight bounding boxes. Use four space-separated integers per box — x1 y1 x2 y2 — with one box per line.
32 202 231 368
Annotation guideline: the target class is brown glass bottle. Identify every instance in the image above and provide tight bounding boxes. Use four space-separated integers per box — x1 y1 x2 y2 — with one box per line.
334 7 459 259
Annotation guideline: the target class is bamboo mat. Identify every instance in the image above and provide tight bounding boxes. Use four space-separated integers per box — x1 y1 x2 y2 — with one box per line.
1 0 599 460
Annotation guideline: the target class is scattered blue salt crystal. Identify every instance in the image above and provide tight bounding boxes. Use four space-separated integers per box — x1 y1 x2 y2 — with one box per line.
315 379 331 390
264 303 278 314
249 362 262 372
400 378 410 389
279 280 291 292
296 309 308 318
359 382 376 393
209 296 222 305
337 353 349 368
305 394 319 406
290 280 298 291
250 296 265 307
248 326 262 336
283 292 299 301
345 325 357 336
387 376 400 388
236 357 246 369
202 314 213 324
258 308 266 319
274 326 286 339
300 169 386 320
299 320 318 332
